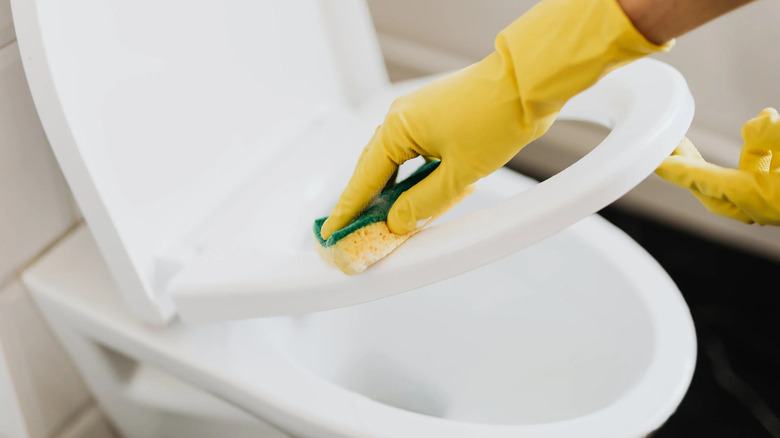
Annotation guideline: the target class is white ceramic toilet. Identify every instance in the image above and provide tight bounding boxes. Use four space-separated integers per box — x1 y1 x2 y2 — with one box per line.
11 0 697 437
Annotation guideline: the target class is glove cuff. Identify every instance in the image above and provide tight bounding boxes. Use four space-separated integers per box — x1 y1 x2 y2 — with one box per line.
496 0 674 123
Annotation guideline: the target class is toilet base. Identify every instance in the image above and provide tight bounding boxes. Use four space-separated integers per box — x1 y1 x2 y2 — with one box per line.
41 307 291 438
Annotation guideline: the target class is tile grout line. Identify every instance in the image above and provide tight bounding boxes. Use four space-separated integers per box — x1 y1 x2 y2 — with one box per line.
0 219 86 293
0 36 16 53
48 402 105 438
0 32 84 294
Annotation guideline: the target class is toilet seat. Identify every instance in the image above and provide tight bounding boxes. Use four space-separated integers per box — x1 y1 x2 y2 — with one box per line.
166 59 694 322
12 0 693 325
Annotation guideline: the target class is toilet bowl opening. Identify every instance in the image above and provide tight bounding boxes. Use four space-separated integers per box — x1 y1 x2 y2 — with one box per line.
274 222 656 425
508 119 611 182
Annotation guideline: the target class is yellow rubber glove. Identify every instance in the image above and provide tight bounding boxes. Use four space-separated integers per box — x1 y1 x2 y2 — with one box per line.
655 108 780 225
320 0 671 239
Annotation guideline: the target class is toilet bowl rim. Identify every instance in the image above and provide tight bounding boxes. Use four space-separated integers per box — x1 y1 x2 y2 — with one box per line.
21 212 696 438
252 213 697 438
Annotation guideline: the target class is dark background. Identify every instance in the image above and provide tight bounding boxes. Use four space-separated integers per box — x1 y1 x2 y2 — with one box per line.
597 206 780 438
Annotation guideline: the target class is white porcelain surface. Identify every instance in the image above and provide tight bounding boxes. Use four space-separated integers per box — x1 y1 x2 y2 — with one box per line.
23 167 696 438
0 42 78 286
11 0 388 325
283 240 654 425
0 281 94 438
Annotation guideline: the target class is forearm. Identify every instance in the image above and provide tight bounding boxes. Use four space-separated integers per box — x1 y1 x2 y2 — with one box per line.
618 0 756 44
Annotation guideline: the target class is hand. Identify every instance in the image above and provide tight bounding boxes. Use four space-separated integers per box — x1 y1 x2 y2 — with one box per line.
655 108 780 225
320 0 670 239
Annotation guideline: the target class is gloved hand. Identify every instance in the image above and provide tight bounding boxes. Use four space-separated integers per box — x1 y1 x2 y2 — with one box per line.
655 108 780 225
320 0 671 239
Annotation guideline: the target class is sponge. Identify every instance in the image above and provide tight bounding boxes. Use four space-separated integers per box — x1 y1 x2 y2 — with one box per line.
313 160 473 275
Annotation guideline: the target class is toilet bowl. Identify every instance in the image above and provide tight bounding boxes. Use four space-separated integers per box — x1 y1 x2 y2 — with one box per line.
12 0 696 436
25 170 696 438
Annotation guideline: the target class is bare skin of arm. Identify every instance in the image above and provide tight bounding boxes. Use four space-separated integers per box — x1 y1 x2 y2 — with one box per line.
618 0 757 44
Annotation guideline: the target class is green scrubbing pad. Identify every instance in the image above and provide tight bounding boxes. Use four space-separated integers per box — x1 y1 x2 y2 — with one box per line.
313 160 473 275
313 160 439 247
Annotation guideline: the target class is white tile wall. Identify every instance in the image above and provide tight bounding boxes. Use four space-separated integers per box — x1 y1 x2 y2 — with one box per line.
0 282 93 438
0 338 29 438
0 2 113 437
0 42 80 287
0 0 14 48
368 0 780 143
54 406 119 438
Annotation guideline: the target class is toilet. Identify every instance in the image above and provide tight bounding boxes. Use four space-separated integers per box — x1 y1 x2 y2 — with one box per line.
11 0 697 437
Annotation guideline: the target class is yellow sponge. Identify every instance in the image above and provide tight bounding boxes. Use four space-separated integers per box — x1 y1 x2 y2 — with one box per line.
313 161 473 275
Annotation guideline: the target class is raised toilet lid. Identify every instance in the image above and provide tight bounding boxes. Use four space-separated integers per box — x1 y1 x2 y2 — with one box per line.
11 0 694 325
